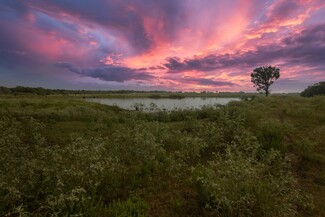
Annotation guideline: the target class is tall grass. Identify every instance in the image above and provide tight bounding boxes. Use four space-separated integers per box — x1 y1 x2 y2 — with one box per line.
0 95 323 216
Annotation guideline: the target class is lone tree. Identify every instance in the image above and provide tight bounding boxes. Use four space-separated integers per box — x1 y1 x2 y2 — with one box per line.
251 66 280 96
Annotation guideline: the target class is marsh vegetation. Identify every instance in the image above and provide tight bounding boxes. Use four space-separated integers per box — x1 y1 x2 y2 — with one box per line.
0 94 324 216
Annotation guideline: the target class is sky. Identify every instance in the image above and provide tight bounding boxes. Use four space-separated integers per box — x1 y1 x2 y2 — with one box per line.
0 0 325 92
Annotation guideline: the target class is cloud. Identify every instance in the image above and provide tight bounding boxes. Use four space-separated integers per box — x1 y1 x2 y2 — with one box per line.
182 77 237 87
0 0 29 17
33 12 81 42
245 0 325 39
54 62 79 73
28 0 184 54
163 57 186 72
283 23 325 45
266 0 301 22
1 0 325 91
163 23 325 73
55 62 155 82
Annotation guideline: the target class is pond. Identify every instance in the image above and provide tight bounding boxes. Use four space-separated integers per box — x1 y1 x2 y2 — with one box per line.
86 97 240 111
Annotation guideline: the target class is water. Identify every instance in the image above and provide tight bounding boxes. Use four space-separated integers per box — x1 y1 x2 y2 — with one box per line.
86 97 240 111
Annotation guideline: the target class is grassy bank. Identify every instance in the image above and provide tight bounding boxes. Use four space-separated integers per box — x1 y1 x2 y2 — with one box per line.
0 95 324 216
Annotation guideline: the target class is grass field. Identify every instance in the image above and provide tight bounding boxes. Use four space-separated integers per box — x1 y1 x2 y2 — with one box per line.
0 94 324 216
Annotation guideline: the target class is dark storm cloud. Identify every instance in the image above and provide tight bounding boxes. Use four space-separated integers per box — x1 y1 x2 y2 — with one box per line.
0 0 29 16
148 66 166 70
81 67 155 82
164 23 325 73
183 77 236 87
283 23 325 45
54 62 79 73
0 26 33 68
266 0 300 22
0 1 118 68
272 24 325 67
0 0 184 55
33 12 80 41
0 1 28 58
163 55 222 73
30 0 183 54
55 62 155 82
163 54 241 73
163 57 185 72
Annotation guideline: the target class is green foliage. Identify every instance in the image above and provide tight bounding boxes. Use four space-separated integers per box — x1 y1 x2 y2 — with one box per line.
301 81 325 97
192 149 304 217
0 86 11 94
107 197 149 217
251 66 280 96
0 95 324 216
256 119 292 151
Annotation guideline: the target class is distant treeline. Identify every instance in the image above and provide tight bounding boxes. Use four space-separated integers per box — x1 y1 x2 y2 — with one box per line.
301 82 325 97
0 86 176 95
0 86 246 95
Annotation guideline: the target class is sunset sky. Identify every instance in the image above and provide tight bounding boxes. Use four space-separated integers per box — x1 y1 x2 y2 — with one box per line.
1 0 325 92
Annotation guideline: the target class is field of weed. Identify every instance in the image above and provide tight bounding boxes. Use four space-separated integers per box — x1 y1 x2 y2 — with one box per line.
0 95 324 216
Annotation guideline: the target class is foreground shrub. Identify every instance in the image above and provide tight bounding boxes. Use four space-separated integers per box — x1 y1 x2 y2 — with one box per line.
0 116 129 216
256 119 292 151
107 197 149 217
1 95 322 216
192 145 309 217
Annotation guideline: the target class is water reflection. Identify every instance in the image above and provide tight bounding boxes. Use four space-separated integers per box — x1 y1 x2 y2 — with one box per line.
86 97 240 111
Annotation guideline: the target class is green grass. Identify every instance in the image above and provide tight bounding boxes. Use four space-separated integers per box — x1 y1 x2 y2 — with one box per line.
0 94 324 216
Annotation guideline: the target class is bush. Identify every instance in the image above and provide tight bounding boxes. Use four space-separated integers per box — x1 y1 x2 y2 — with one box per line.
256 119 292 151
107 197 149 217
192 146 306 217
301 82 325 97
0 116 125 216
1 95 322 216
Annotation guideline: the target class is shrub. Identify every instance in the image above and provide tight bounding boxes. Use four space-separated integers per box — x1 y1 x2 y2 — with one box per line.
256 119 292 151
301 82 325 97
192 147 305 217
107 197 149 217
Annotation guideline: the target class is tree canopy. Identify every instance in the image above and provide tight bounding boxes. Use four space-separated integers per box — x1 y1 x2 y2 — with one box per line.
251 66 280 96
301 82 325 97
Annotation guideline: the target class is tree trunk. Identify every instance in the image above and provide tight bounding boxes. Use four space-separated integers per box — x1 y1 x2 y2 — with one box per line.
265 86 269 97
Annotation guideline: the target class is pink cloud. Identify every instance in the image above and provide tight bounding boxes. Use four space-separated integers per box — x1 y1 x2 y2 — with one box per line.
1 0 325 92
